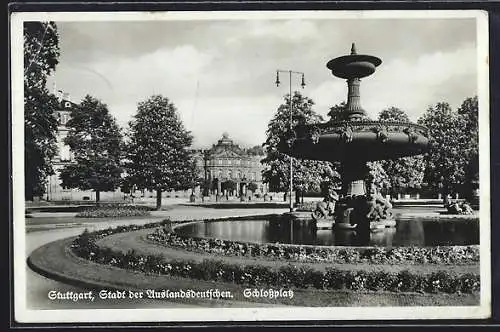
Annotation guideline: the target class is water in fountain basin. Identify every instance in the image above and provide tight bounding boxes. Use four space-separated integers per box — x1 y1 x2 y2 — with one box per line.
174 210 478 247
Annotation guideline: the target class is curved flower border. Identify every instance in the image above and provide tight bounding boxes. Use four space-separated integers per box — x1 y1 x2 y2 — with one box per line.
148 228 479 265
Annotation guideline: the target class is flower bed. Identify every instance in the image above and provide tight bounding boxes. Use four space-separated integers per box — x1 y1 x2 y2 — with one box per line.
147 228 479 265
76 205 152 218
69 221 480 295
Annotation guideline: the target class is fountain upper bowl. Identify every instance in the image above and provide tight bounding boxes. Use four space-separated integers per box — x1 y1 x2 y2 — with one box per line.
281 121 430 162
327 54 382 79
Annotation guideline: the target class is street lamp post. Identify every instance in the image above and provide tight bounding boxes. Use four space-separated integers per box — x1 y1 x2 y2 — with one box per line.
275 70 306 213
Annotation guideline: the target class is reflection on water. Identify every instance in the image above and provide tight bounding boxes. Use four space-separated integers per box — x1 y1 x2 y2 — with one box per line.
175 216 479 247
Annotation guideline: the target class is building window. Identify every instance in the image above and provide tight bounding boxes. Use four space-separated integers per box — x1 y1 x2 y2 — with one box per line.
60 113 69 125
227 159 232 165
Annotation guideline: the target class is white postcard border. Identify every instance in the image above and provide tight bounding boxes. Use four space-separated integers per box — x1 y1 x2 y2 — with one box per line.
11 9 491 323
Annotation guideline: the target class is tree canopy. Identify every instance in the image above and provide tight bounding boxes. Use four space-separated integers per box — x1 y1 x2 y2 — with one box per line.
246 145 265 156
417 99 478 195
247 182 259 193
125 95 197 209
378 106 410 123
376 107 425 194
327 102 347 121
59 95 123 202
24 21 60 200
262 91 340 203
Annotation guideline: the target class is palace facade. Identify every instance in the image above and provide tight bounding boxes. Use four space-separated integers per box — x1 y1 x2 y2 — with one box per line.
198 132 266 197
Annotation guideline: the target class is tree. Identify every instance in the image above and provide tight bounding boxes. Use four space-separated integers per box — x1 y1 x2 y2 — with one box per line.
201 179 212 196
417 102 468 195
366 161 391 192
246 145 264 156
376 107 425 195
222 180 237 193
262 91 340 204
327 102 347 121
24 21 60 200
247 182 259 193
457 96 479 199
378 106 410 122
187 161 203 196
125 95 196 210
457 96 478 162
59 95 123 202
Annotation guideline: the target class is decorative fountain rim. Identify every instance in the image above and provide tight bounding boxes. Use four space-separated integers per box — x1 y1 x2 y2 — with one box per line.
295 121 430 137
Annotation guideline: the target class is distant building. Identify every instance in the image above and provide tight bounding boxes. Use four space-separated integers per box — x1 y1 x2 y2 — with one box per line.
199 132 267 197
45 91 74 201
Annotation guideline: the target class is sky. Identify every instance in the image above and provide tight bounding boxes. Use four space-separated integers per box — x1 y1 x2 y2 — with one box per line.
46 15 478 149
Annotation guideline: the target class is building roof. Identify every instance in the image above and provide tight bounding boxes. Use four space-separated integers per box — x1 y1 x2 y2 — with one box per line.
208 133 245 158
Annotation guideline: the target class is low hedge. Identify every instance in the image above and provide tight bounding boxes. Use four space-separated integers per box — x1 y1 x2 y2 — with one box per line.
76 205 152 218
69 223 480 294
147 229 479 265
295 201 317 212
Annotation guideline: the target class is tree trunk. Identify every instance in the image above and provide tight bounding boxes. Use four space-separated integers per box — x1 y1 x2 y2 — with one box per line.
295 190 301 205
95 190 100 204
25 188 34 202
156 189 162 210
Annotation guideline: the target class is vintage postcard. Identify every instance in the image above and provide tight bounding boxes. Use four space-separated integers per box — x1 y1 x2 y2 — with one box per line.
11 9 490 323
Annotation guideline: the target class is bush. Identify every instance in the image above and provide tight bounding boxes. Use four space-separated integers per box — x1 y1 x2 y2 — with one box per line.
76 204 152 218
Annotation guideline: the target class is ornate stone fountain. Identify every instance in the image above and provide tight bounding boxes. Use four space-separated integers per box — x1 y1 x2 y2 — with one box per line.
283 43 430 231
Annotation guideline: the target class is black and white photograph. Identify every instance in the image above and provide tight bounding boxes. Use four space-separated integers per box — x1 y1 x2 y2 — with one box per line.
11 10 490 323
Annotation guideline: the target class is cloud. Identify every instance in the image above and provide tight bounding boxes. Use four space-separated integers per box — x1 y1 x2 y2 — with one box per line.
175 95 279 148
49 44 217 111
363 43 477 120
247 19 319 42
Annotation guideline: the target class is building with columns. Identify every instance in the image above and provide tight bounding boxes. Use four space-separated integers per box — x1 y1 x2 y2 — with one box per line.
199 132 266 197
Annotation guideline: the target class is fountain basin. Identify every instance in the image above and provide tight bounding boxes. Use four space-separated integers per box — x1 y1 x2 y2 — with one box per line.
173 213 479 247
